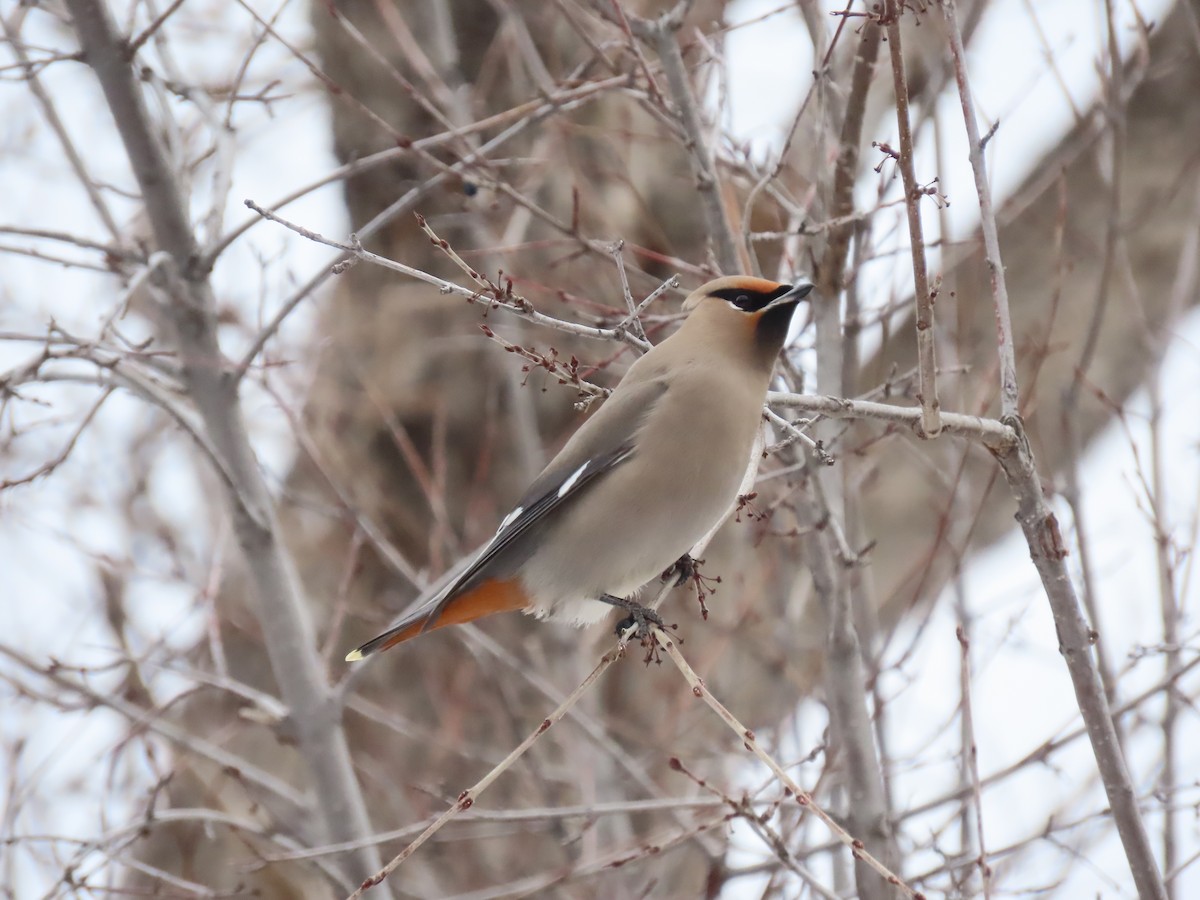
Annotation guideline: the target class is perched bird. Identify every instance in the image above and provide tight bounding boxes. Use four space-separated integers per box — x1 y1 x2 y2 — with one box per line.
346 276 812 661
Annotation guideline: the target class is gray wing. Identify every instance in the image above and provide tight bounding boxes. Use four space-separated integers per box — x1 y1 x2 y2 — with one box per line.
420 377 670 627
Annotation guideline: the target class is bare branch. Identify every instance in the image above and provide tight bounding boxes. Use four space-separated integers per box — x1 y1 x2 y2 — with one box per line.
767 391 1015 448
991 417 1166 900
817 16 881 297
1 14 121 241
346 638 628 898
616 272 681 332
883 2 941 437
62 0 387 889
608 240 648 342
653 629 921 898
635 11 742 274
243 201 652 351
0 646 308 812
208 73 631 264
795 463 900 898
940 0 1018 417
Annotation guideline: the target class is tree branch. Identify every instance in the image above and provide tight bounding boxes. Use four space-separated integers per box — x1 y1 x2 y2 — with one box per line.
992 416 1166 900
884 2 941 437
940 0 1018 418
346 638 627 898
767 391 1015 448
63 1 387 890
941 1 1165 895
796 469 901 898
637 10 742 274
653 628 921 898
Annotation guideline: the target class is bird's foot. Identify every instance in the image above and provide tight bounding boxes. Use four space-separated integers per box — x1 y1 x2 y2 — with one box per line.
660 554 721 621
603 594 676 664
607 595 664 639
661 553 698 587
613 607 665 640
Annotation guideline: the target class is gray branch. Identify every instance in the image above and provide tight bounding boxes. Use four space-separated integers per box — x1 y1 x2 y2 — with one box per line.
938 1 1165 894
992 417 1165 900
63 1 387 891
884 3 941 437
638 11 742 274
941 0 1018 418
797 476 901 899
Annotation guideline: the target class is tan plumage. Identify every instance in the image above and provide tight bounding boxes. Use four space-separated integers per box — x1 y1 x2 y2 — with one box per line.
347 276 812 660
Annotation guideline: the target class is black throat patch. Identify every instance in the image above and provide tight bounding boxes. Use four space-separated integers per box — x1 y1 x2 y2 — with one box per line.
754 300 800 358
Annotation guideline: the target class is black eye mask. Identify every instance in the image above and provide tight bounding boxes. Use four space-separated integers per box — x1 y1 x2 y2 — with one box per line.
709 284 797 312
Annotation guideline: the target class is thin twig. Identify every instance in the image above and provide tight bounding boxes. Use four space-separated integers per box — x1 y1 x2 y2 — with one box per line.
208 74 630 264
608 240 648 341
126 0 187 56
636 11 742 273
764 407 830 463
883 1 941 437
0 646 308 812
616 273 681 332
1152 172 1200 900
244 201 652 352
991 417 1166 900
475 325 607 399
0 387 111 489
940 0 1017 418
439 811 729 899
608 0 665 103
955 625 991 897
767 391 1015 448
345 638 629 898
1 15 121 241
63 2 388 890
670 757 842 899
262 794 778 863
414 212 496 292
652 628 923 898
457 624 727 862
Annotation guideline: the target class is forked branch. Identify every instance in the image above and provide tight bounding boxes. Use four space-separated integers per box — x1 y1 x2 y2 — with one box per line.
653 628 923 899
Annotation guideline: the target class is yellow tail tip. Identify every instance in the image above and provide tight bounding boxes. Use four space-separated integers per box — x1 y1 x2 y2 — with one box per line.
345 648 366 662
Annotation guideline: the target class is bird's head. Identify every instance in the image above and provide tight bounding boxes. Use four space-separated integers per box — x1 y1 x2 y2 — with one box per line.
679 276 814 369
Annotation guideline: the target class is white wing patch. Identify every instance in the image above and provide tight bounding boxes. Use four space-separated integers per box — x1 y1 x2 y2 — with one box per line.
496 505 524 534
556 461 590 499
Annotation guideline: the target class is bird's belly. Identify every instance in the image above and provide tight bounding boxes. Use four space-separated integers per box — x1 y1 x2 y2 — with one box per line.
516 441 747 625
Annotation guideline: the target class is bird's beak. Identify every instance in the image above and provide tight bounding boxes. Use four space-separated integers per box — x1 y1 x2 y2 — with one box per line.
760 282 814 312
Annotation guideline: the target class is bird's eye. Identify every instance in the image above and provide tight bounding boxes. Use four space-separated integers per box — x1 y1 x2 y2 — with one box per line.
715 288 767 311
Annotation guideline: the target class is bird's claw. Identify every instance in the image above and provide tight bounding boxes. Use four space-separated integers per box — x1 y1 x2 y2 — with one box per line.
660 554 719 620
614 606 675 665
661 554 698 587
602 593 676 663
614 604 665 641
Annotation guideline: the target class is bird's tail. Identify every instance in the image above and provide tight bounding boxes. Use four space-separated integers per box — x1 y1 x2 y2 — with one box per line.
344 577 529 661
